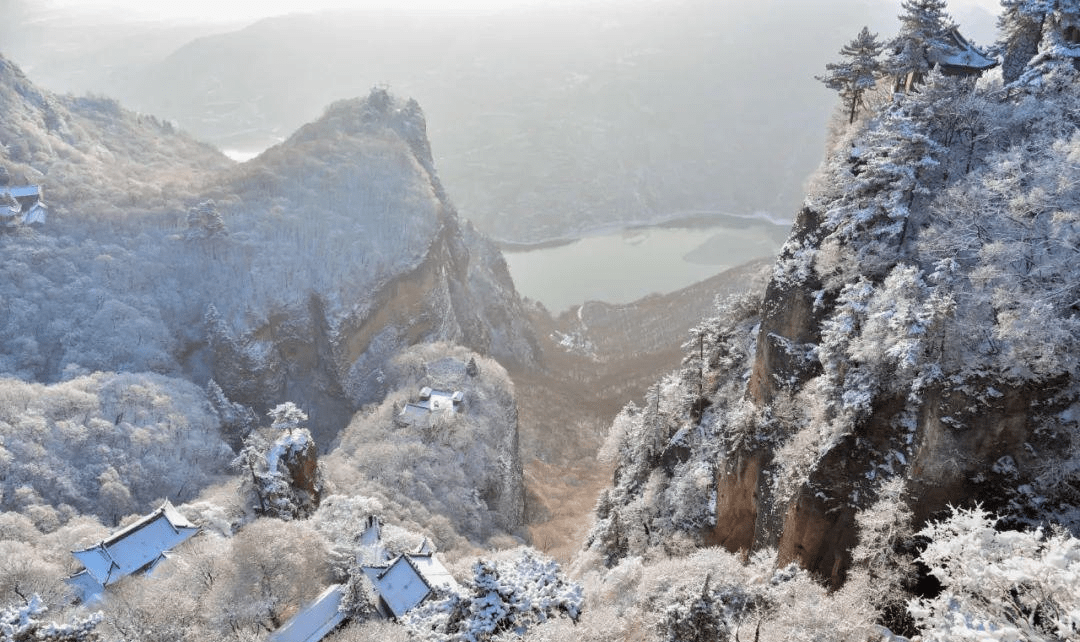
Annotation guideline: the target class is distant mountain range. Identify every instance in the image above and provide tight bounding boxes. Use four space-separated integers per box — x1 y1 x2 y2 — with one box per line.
1 0 995 244
0 54 537 442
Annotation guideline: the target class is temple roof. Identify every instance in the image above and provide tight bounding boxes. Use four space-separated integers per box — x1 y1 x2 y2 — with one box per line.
267 584 347 642
934 28 997 72
362 552 459 619
67 500 198 601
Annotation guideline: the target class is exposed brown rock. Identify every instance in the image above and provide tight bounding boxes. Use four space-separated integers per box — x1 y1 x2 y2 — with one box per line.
748 208 827 405
705 450 770 553
730 207 1067 586
280 437 322 511
726 378 1062 588
776 493 857 588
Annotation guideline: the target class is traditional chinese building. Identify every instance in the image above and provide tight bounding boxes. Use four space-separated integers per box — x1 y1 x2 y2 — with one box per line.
0 185 47 226
395 386 464 428
266 585 348 642
361 549 460 619
66 500 199 603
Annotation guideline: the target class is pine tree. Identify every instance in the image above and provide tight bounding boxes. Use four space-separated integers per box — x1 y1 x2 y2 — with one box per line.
818 27 885 124
268 401 307 436
824 96 942 271
206 379 257 450
184 199 227 240
232 433 271 514
888 0 954 91
998 1 1051 83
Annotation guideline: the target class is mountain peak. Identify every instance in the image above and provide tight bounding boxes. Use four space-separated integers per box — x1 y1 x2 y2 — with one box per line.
266 87 445 202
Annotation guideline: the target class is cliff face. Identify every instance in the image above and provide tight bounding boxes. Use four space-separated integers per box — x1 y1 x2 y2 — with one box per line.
194 91 539 445
0 65 538 447
730 220 1067 586
588 62 1080 587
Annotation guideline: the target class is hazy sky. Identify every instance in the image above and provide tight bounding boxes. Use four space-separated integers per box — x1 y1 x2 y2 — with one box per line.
45 0 1005 23
43 0 611 21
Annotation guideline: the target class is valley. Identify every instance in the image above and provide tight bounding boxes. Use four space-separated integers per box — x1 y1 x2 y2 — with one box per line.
3 1 1080 641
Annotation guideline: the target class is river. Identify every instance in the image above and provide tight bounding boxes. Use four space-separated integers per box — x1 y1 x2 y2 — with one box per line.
501 215 790 314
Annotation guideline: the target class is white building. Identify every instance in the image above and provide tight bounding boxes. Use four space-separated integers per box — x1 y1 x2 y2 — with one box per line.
395 387 464 428
267 584 348 642
66 500 199 602
0 185 47 227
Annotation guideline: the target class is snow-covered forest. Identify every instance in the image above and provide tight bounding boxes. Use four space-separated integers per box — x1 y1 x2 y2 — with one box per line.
578 1 1080 640
4 1 1080 641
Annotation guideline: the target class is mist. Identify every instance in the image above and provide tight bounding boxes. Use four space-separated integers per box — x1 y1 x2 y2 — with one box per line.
1 0 1004 307
2 1 995 243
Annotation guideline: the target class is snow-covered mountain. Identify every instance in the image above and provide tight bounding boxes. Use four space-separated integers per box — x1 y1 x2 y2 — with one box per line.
30 0 902 244
0 58 537 444
585 0 1080 603
191 90 540 440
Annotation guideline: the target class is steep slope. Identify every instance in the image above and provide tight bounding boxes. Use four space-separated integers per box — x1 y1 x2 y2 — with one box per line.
586 24 1080 589
0 53 231 218
326 344 525 543
194 91 539 441
0 56 537 447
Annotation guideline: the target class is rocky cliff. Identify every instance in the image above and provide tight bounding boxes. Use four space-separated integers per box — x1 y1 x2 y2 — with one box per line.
326 344 525 543
193 91 539 443
587 49 1080 587
0 58 538 446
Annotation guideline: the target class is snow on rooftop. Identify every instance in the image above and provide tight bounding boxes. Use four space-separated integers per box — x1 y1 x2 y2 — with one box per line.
363 553 459 619
407 554 458 593
69 500 198 589
396 388 464 427
22 203 46 225
1 185 41 198
359 516 391 564
66 570 105 604
936 29 997 70
367 557 431 618
267 584 347 642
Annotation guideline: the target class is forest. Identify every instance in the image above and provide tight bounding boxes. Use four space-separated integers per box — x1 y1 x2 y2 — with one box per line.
4 1 1080 641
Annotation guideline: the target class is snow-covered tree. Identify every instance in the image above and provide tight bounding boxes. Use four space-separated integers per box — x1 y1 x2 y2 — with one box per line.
842 478 916 636
998 0 1052 83
206 379 257 450
184 199 227 240
909 506 1080 641
819 96 941 275
0 595 102 642
888 0 955 91
818 27 886 124
0 373 231 525
404 548 581 641
212 519 330 635
233 411 322 521
268 402 307 436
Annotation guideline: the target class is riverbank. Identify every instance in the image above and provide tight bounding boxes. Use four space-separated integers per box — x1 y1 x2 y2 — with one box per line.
493 209 791 251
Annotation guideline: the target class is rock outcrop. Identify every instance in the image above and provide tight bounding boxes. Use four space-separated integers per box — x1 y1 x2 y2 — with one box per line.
588 50 1080 589
326 344 525 543
194 90 539 446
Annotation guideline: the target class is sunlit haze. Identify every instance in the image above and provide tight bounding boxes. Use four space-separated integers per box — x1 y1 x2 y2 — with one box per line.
44 0 1006 23
42 0 619 22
